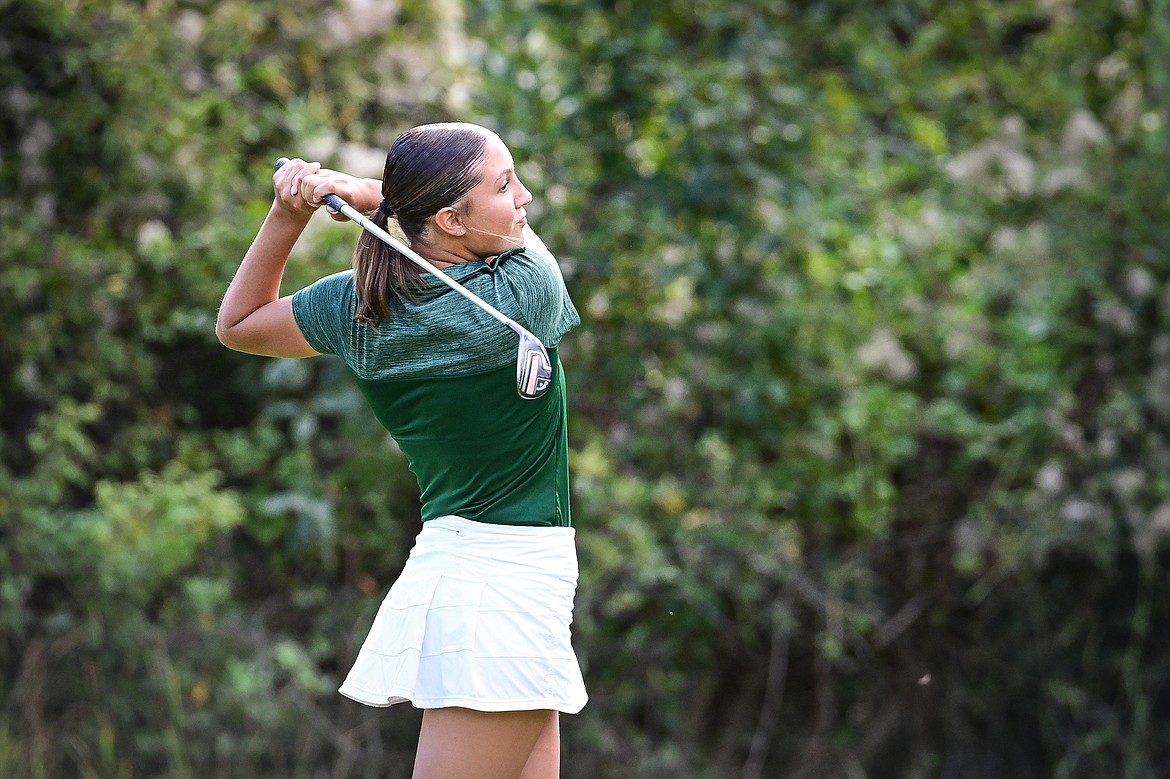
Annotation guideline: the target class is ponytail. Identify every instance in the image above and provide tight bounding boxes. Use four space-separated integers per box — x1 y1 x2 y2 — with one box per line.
352 210 422 327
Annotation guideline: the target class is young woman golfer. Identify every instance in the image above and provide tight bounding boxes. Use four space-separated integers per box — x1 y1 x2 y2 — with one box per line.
216 122 586 779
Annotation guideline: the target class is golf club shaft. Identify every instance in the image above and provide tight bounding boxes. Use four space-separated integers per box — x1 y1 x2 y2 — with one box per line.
274 157 553 399
276 158 521 336
330 198 520 332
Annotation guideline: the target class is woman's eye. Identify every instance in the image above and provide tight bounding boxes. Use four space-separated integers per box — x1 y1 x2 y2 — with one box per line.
500 180 510 192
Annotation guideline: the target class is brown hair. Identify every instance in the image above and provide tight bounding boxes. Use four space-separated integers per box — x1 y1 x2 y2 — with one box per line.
353 122 490 326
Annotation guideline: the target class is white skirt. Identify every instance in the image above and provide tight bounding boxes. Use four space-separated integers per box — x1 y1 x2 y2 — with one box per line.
338 515 588 714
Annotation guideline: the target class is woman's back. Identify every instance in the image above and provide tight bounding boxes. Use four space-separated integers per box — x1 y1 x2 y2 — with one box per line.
292 241 580 526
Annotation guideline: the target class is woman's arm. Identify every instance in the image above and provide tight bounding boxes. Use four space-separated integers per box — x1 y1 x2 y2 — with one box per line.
215 201 317 357
215 161 381 357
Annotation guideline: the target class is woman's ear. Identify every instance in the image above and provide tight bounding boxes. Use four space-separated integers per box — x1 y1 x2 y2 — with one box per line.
434 206 466 237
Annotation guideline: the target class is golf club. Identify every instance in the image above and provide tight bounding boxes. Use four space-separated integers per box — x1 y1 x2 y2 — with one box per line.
275 158 553 399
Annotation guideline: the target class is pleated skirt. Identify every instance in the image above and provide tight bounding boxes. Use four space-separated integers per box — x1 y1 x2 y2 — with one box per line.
338 515 588 714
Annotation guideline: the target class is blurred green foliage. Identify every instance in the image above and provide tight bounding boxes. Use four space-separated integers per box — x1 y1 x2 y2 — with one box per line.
2 0 1169 776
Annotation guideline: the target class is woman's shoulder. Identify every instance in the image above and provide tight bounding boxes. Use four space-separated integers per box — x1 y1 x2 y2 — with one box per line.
294 269 357 309
291 270 357 325
491 229 562 279
314 268 357 290
488 228 579 346
289 270 359 359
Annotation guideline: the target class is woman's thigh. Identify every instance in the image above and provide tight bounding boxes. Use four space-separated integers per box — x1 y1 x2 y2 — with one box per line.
519 710 560 779
414 707 559 779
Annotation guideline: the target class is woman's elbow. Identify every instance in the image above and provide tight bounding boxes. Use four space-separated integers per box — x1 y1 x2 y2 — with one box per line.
215 316 245 351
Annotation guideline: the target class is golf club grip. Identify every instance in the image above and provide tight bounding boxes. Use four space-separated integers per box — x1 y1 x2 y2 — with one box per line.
274 157 345 210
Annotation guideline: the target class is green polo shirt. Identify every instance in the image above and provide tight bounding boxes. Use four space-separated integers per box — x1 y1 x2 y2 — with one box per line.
291 237 580 527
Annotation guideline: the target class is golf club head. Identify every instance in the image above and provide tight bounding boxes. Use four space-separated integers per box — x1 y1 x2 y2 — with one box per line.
516 332 553 399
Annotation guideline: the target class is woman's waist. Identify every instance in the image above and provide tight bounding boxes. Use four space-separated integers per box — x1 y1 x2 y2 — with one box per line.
410 515 578 581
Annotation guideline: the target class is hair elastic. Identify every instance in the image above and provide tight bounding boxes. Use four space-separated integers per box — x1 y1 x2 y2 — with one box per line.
378 199 396 218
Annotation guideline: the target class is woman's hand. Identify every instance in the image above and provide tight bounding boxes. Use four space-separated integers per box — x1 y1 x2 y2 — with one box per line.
274 159 382 221
272 158 324 218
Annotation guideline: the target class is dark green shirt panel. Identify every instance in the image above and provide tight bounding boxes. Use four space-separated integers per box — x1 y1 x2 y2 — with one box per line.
350 348 572 527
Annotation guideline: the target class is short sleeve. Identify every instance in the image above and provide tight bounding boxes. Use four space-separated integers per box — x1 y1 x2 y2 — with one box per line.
290 270 356 359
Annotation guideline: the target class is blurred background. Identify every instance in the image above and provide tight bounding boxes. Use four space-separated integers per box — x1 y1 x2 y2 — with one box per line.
2 0 1169 776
